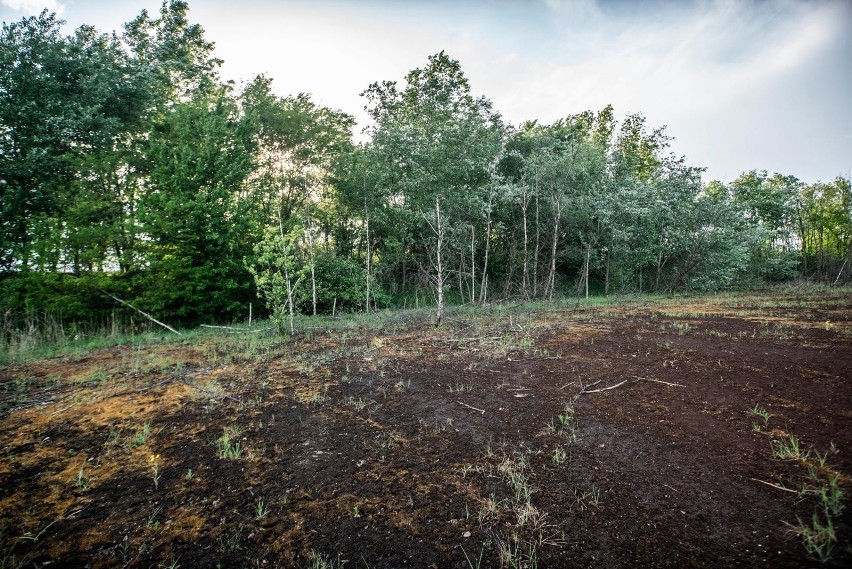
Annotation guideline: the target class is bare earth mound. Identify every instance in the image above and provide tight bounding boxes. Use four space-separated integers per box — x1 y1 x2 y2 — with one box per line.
2 289 850 568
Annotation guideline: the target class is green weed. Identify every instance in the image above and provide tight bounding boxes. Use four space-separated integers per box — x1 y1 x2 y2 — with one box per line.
216 426 243 460
254 497 270 520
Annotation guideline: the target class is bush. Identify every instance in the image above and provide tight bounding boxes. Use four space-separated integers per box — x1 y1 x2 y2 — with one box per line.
295 252 387 314
0 271 129 323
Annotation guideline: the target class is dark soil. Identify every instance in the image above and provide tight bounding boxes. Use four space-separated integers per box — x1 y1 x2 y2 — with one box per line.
1 290 851 568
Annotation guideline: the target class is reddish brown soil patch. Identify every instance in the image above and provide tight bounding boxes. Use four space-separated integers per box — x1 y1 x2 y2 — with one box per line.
1 290 850 567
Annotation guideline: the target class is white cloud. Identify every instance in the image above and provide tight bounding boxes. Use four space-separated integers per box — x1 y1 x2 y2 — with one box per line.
0 0 64 14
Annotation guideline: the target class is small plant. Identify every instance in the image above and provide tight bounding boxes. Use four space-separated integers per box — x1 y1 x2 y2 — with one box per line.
771 434 808 461
551 446 567 465
149 454 161 489
819 472 844 517
351 505 360 518
449 381 473 393
217 524 243 553
147 506 162 530
130 423 151 448
116 537 131 561
16 519 57 543
344 396 369 412
254 497 270 520
75 468 89 490
785 509 837 563
216 426 243 460
574 486 602 510
308 550 345 569
749 404 770 429
185 468 194 480
558 404 574 426
461 543 486 569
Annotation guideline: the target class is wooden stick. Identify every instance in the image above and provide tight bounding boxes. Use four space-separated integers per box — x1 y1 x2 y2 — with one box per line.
750 478 797 494
200 324 272 333
457 400 485 414
582 379 630 393
100 290 181 335
633 376 685 387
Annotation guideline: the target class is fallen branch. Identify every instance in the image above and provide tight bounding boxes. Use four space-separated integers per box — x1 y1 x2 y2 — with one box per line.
457 400 485 415
100 290 181 335
750 478 797 494
582 379 630 394
633 376 685 387
200 324 273 334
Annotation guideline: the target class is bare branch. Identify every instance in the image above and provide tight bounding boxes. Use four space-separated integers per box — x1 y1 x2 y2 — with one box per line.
100 290 181 335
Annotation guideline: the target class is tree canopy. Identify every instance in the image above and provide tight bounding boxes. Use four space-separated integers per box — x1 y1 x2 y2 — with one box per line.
1 3 849 328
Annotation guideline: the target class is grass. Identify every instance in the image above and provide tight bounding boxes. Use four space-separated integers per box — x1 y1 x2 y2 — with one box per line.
216 426 243 460
771 434 807 461
758 411 847 564
749 404 770 430
785 509 837 563
129 423 151 448
146 506 162 530
253 497 270 520
75 468 89 490
308 550 344 569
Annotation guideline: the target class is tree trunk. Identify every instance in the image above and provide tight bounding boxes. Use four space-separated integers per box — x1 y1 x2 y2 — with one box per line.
365 200 371 312
435 196 445 326
470 225 476 305
533 172 540 298
655 228 664 292
307 217 317 316
479 183 495 304
547 189 561 302
279 213 297 336
521 181 530 299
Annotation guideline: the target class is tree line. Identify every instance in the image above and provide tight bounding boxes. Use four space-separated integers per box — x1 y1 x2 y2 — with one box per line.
1 2 850 329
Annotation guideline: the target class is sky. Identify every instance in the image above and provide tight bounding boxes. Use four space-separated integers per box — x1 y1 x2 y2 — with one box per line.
2 0 850 185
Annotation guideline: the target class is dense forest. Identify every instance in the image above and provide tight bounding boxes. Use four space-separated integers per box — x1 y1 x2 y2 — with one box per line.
1 1 850 329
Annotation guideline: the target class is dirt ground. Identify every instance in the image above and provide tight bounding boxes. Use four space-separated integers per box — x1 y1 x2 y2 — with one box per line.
1 289 850 568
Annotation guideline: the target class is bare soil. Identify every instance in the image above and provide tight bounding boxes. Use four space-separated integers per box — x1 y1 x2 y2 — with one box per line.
1 289 851 568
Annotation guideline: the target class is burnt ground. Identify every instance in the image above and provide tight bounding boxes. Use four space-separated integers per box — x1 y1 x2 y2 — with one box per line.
1 288 851 568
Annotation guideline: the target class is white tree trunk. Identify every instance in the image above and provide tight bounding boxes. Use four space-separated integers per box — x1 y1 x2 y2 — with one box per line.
307 217 317 316
365 200 372 312
470 225 476 305
435 196 445 325
521 181 530 299
548 190 561 302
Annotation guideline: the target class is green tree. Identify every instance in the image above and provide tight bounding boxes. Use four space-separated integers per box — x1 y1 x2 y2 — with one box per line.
138 87 255 321
358 51 504 315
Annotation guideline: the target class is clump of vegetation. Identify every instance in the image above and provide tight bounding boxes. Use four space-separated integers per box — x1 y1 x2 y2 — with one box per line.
755 408 847 563
216 426 243 460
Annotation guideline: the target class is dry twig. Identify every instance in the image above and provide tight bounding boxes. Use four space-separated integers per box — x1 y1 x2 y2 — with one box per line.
750 478 797 493
457 400 485 414
582 379 630 393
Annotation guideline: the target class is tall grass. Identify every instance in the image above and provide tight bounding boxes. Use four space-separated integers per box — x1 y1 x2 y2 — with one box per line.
0 310 162 363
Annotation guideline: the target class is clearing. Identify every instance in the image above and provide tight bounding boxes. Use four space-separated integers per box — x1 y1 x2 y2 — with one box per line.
1 288 850 568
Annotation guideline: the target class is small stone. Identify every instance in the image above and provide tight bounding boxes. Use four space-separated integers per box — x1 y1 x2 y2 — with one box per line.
463 531 471 538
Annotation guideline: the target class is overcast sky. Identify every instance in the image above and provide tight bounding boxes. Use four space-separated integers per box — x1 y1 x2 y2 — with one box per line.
2 0 850 184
